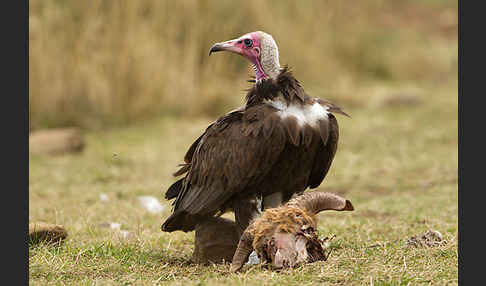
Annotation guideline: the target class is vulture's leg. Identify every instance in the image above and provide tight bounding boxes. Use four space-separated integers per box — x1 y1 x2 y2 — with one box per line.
233 196 262 267
233 196 262 237
263 192 283 210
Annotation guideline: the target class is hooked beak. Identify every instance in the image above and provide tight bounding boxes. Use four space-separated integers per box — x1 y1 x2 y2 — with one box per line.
208 40 242 56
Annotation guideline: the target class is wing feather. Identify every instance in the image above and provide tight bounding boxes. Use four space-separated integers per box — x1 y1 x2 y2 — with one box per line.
172 106 287 219
307 113 339 189
284 117 301 146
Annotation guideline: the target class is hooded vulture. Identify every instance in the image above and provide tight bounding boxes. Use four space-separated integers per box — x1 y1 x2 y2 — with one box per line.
161 31 348 236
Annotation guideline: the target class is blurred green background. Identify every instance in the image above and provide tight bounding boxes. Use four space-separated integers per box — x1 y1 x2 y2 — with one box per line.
29 0 457 131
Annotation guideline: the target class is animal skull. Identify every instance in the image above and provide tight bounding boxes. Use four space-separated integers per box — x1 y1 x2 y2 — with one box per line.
231 192 354 272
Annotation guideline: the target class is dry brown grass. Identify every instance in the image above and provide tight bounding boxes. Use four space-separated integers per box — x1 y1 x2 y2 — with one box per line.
29 0 457 130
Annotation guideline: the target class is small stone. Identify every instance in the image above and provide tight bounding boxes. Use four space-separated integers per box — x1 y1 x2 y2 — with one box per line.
406 229 446 248
118 230 134 239
246 251 260 265
99 222 133 239
99 193 109 202
98 222 122 230
29 128 84 156
138 196 165 214
29 222 68 245
109 222 121 230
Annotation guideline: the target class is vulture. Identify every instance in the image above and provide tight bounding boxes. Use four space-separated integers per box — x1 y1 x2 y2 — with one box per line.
161 31 348 236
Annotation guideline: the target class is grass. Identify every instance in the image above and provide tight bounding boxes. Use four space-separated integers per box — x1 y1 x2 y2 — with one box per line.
29 0 458 284
29 76 458 284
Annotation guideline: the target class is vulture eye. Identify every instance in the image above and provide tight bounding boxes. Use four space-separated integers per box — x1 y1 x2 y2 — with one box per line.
244 38 253 48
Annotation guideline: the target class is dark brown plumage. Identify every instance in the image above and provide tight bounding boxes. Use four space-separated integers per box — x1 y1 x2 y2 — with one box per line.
161 67 348 235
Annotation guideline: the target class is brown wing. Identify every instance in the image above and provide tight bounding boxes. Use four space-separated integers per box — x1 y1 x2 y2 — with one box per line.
162 106 287 231
165 130 209 200
307 100 347 189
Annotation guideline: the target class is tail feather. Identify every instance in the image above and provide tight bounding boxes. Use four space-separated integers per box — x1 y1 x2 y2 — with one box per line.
161 210 208 233
165 178 184 200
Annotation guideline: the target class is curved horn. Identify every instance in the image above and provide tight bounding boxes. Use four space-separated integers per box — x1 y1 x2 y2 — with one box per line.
286 192 354 215
230 228 255 272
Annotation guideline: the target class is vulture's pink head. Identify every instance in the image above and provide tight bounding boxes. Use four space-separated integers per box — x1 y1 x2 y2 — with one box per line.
209 31 281 82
